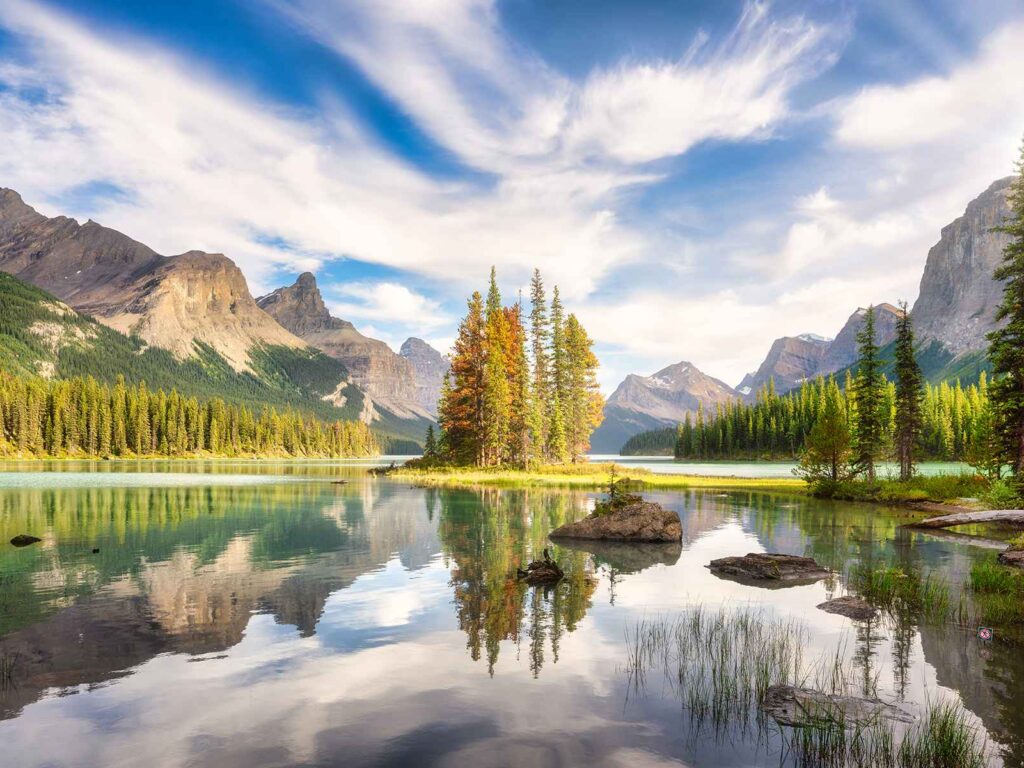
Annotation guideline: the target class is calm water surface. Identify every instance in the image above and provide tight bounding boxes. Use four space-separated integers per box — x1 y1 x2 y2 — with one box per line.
0 461 1020 767
592 455 973 478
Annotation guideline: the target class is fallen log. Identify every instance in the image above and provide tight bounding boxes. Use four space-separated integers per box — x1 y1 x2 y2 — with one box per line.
906 510 1024 530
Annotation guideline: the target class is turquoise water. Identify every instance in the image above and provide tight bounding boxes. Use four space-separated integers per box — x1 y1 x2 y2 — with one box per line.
591 455 973 479
0 462 1018 767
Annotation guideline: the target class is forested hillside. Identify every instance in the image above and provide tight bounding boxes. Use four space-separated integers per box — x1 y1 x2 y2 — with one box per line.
622 373 992 462
0 272 419 452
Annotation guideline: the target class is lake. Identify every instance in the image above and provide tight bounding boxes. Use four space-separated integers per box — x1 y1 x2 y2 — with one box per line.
589 455 974 478
0 460 1020 767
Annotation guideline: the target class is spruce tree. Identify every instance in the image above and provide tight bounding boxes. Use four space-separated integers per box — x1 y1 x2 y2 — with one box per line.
548 286 568 462
853 305 884 481
528 269 550 461
563 314 603 461
482 267 511 465
893 301 923 481
424 424 437 458
988 138 1024 482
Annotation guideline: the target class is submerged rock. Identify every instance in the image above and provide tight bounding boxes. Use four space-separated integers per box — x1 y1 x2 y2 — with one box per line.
707 553 829 587
9 534 42 547
761 685 916 727
998 549 1024 569
549 502 681 543
817 596 878 621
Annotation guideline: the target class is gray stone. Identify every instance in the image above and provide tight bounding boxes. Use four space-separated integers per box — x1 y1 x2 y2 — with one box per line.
761 685 916 727
550 502 682 543
817 596 878 621
707 553 830 586
998 549 1024 569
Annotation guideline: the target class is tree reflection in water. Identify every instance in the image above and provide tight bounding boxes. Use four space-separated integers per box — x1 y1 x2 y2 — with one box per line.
436 487 596 676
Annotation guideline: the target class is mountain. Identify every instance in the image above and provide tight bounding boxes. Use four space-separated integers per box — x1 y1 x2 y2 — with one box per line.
256 273 431 421
818 304 901 376
912 176 1014 356
0 189 429 447
590 361 736 453
0 189 302 372
0 270 369 422
737 334 831 396
400 337 449 417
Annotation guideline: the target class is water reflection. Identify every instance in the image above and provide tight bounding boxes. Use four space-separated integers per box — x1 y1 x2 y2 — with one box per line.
0 471 1021 767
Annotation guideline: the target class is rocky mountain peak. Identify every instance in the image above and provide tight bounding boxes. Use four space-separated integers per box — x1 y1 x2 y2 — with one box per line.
400 337 449 417
258 275 430 421
256 272 349 336
912 176 1014 355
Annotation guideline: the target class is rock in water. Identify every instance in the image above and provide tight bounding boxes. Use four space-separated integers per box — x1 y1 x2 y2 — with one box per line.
998 549 1024 569
550 502 682 543
517 552 564 585
707 553 829 586
10 534 42 547
817 596 878 621
761 685 915 727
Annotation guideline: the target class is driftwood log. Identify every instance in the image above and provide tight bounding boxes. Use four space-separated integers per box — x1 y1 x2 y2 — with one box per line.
906 510 1024 530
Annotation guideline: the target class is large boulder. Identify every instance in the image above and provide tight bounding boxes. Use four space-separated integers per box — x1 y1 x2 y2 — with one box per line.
708 553 830 587
550 502 681 543
761 685 916 727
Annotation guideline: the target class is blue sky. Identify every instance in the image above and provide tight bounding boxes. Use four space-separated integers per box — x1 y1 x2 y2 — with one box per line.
1 0 1023 392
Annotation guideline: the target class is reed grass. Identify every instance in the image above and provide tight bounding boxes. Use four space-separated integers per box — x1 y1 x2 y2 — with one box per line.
625 605 990 766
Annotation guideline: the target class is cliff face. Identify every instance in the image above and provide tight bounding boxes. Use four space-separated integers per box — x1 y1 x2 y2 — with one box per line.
0 189 304 371
258 273 430 420
400 337 449 417
912 176 1014 355
591 361 736 453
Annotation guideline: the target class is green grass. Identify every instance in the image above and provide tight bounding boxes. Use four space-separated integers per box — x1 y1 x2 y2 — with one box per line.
849 565 951 622
811 473 989 505
969 559 1024 625
387 462 806 492
624 605 988 766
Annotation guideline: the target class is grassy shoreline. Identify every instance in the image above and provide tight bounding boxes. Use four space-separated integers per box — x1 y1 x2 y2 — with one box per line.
385 462 807 492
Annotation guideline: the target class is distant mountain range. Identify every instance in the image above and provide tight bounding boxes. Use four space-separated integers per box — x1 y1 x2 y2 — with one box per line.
596 176 1013 454
0 188 447 447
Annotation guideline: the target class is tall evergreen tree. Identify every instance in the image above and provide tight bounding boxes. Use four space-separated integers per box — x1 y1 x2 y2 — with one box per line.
988 138 1024 483
481 268 511 465
547 286 568 462
893 301 923 481
528 269 550 461
505 301 531 466
853 305 885 481
563 314 604 461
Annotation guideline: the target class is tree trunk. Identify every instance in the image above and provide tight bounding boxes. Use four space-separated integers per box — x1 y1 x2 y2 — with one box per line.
907 510 1024 529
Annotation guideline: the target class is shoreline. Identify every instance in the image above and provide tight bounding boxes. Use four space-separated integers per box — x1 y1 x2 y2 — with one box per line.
385 463 807 493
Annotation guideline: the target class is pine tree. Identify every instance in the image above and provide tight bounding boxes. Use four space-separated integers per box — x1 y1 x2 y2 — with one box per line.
893 301 923 481
563 314 603 461
547 286 568 462
853 305 885 481
481 267 511 465
528 269 550 463
988 138 1024 483
424 424 438 458
504 301 531 466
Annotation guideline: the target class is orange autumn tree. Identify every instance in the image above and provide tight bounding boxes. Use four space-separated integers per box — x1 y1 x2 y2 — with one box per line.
438 267 603 467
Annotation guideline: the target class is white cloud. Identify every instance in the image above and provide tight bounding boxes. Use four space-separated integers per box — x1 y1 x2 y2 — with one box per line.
329 281 452 329
834 23 1024 153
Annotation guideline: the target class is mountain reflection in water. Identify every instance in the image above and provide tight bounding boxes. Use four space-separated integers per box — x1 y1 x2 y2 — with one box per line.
0 468 1021 767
